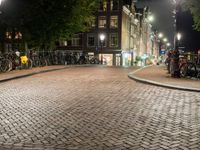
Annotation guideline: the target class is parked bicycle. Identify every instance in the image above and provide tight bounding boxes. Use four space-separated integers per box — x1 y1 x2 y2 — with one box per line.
179 55 200 79
0 55 12 72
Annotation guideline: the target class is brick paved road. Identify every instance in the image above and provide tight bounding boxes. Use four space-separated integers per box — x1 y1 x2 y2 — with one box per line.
0 66 200 150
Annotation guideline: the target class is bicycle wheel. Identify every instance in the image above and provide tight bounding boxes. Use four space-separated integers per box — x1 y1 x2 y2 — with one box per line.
180 63 187 77
27 59 33 69
187 63 197 77
0 59 12 72
6 59 13 72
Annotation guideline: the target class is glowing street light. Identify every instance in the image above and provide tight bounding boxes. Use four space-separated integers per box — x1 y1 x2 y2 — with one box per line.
158 33 163 38
148 15 154 22
0 0 4 5
177 32 181 41
167 43 171 46
100 34 105 42
163 38 168 42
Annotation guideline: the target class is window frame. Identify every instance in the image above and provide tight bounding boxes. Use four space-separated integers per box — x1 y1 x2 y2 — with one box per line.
87 34 96 47
98 16 107 28
110 16 118 28
71 34 81 46
109 33 118 47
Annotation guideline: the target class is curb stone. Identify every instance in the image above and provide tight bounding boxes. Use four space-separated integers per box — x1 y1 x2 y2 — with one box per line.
128 66 200 92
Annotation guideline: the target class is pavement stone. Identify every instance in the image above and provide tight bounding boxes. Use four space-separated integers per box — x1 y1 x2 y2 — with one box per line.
0 66 199 149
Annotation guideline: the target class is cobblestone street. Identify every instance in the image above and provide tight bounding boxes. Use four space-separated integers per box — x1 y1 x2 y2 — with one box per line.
0 66 200 150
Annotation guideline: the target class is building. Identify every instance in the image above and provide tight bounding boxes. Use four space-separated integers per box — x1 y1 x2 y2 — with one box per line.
58 0 140 66
136 7 160 65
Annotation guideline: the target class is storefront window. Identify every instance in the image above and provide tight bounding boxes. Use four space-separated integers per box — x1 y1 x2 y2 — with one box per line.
122 52 132 67
99 54 113 66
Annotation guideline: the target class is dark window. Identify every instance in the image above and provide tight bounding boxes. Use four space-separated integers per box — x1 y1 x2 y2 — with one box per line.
109 33 118 47
72 34 81 46
99 0 107 11
87 34 95 47
111 0 119 11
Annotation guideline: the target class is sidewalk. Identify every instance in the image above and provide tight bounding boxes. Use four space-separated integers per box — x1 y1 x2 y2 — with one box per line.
128 65 200 92
0 65 69 83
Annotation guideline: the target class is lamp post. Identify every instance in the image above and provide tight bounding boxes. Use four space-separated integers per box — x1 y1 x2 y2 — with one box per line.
99 34 105 64
173 0 181 50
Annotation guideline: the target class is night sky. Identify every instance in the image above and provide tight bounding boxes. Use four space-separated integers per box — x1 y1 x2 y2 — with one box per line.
136 0 200 52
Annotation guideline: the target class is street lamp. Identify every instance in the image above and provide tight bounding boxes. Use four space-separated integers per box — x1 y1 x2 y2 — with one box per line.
176 32 181 50
148 15 154 22
177 32 181 41
172 0 182 49
163 38 168 42
158 33 163 38
99 34 105 64
167 43 171 47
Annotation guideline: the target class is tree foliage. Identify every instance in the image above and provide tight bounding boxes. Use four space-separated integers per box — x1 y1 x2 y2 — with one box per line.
182 0 200 31
0 0 99 50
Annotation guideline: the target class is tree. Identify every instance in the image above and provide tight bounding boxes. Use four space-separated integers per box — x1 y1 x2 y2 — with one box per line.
0 0 99 51
183 0 200 31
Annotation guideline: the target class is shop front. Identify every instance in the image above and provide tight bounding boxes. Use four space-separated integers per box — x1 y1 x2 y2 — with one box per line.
122 52 132 67
99 54 113 66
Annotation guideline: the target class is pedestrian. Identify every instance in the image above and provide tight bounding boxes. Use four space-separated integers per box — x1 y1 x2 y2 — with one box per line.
170 49 180 78
166 50 172 74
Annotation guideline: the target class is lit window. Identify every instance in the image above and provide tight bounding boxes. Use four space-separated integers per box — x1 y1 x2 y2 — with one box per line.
99 0 107 11
109 33 118 47
87 34 95 47
15 32 22 39
110 0 119 11
72 34 80 46
89 17 96 28
98 16 107 28
6 32 12 39
110 16 118 28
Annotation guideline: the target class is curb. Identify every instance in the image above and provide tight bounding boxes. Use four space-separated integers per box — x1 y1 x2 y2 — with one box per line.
128 66 200 92
0 65 93 83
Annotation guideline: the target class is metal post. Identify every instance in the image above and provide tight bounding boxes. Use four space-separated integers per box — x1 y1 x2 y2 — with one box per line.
101 43 103 64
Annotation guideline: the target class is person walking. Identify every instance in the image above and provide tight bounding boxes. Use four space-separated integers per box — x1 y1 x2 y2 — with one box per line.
166 50 172 74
